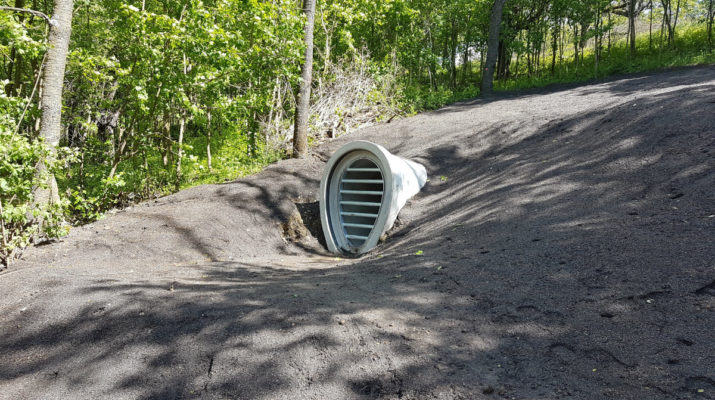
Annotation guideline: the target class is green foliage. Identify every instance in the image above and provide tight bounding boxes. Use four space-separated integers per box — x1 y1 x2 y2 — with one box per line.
0 127 68 264
401 84 479 112
56 0 305 221
1 0 713 260
496 24 715 92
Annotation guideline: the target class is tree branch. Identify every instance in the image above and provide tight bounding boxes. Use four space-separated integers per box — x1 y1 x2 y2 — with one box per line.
0 6 55 26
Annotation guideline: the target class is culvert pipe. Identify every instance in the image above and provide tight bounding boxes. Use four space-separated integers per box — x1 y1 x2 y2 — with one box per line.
319 141 427 255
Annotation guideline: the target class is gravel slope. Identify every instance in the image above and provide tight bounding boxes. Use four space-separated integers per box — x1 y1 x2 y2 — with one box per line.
1 65 714 400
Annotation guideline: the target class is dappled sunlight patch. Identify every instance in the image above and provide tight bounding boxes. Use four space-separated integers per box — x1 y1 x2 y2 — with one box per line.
499 322 567 337
397 292 445 306
520 179 584 204
673 163 710 180
615 137 643 150
463 334 500 352
3 67 713 399
604 154 662 171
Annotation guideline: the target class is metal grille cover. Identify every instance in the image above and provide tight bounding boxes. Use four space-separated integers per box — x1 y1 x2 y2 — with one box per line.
320 141 427 255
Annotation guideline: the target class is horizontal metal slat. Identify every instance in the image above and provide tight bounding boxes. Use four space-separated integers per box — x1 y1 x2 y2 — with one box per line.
340 211 379 218
341 179 384 184
343 222 375 229
340 190 384 195
346 168 381 172
345 234 369 240
340 201 381 207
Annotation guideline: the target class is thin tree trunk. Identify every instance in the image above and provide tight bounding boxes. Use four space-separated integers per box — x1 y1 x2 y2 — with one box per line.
551 21 559 75
450 18 458 88
108 125 128 179
515 32 524 77
320 5 331 65
107 110 129 180
481 0 507 95
560 19 565 63
0 198 8 266
671 0 681 46
573 24 579 66
292 0 316 158
10 0 26 96
709 0 714 51
663 0 673 46
527 34 532 75
660 0 667 48
162 114 171 167
206 110 212 172
649 0 653 50
626 16 631 53
462 21 471 84
427 26 437 89
33 0 73 211
595 6 600 78
629 0 637 56
176 114 185 188
579 24 585 62
249 111 257 158
497 39 510 79
608 11 612 52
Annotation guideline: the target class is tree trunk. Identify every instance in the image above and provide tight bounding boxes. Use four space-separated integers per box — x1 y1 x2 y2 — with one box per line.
660 0 667 47
560 19 565 63
33 0 73 210
573 24 579 66
462 22 471 84
480 0 507 95
450 18 458 88
607 11 612 52
497 39 511 79
629 0 637 56
551 20 559 75
663 0 673 46
527 34 532 75
10 0 26 96
206 110 212 172
709 0 714 51
162 114 171 167
107 113 127 179
649 0 653 50
0 198 8 267
595 6 600 78
292 0 316 159
428 27 438 90
670 0 681 46
175 114 185 189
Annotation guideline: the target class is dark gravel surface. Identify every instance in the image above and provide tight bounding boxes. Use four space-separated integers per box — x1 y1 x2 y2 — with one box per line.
1 66 714 400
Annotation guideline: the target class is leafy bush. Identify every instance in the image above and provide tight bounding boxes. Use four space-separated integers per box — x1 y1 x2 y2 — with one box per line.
0 125 69 266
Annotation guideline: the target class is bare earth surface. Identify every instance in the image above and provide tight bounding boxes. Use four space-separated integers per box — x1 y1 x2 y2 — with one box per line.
1 66 714 400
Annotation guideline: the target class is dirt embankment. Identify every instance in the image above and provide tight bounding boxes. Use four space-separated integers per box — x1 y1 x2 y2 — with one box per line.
1 66 714 400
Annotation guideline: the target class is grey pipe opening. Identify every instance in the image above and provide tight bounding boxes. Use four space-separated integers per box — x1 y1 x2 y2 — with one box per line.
320 141 427 255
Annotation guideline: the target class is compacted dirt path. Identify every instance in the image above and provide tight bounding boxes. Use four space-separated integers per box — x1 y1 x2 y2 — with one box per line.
1 66 714 400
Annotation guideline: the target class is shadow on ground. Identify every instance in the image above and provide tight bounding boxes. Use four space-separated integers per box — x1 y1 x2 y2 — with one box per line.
0 68 713 400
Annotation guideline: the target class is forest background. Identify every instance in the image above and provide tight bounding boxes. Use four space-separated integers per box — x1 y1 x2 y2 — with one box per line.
1 0 714 265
